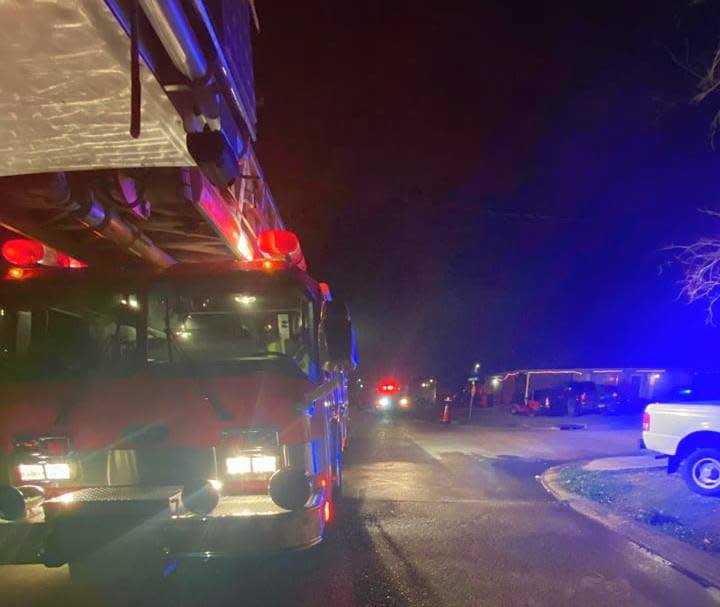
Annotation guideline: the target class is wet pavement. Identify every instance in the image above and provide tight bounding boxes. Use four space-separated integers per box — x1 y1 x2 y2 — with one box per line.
1 410 718 607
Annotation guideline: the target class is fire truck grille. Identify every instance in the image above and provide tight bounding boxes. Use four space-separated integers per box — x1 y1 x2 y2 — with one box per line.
73 447 217 486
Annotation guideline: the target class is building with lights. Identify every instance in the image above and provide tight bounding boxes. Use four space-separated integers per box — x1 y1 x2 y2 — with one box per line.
484 368 693 407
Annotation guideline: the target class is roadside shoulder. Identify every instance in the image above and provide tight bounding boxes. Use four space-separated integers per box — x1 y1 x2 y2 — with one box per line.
542 462 720 591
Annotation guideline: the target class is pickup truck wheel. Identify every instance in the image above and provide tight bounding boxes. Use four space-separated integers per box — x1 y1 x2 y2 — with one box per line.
681 448 720 496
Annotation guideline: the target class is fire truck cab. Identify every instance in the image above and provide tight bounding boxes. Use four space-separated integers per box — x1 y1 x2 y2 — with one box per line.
0 242 356 572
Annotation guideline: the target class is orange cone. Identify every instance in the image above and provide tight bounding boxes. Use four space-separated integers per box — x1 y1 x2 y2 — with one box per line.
441 403 451 424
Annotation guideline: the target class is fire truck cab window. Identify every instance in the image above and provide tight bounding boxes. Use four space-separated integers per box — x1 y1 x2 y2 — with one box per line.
0 292 139 381
147 286 314 376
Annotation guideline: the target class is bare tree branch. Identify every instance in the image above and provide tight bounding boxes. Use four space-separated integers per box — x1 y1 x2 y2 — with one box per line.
671 226 720 323
691 40 720 146
664 44 703 80
694 42 720 102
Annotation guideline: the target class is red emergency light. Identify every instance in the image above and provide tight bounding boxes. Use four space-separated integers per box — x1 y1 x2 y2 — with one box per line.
2 239 44 266
257 230 307 271
258 230 300 257
319 282 332 301
2 238 86 269
378 381 399 394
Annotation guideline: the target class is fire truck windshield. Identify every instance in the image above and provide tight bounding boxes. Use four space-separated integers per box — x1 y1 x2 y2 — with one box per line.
146 284 314 377
0 290 140 382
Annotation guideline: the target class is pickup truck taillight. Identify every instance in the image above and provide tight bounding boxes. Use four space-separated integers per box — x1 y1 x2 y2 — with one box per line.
642 411 650 431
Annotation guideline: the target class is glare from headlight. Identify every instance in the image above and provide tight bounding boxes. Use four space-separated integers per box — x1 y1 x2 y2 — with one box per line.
226 456 252 475
44 463 72 480
379 397 390 407
208 479 223 491
226 455 278 475
399 397 410 408
18 464 44 481
251 456 278 473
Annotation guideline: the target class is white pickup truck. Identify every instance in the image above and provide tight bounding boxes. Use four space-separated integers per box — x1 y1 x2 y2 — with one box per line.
642 402 720 496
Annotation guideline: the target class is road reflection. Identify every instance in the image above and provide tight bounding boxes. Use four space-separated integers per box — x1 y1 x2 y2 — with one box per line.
0 498 410 607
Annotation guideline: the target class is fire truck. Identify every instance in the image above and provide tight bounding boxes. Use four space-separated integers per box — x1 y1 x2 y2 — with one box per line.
0 0 356 577
373 379 412 414
0 233 355 574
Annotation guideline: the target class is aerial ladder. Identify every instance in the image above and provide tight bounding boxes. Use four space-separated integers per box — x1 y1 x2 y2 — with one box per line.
0 0 282 269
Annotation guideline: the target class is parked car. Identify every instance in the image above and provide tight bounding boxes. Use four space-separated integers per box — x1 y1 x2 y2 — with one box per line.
595 384 630 414
528 381 621 416
642 400 720 496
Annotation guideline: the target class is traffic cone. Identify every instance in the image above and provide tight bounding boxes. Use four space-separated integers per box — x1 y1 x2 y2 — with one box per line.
441 403 451 424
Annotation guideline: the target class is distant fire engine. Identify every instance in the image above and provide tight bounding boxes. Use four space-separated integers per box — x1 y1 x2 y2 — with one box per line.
374 379 412 413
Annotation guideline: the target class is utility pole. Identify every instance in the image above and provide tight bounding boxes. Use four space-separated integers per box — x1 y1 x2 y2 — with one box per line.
467 361 481 422
467 380 477 422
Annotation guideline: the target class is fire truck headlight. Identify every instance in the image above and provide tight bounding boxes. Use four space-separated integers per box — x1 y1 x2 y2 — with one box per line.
399 397 410 408
226 455 278 475
226 456 252 475
18 464 45 482
379 397 390 408
181 480 220 516
17 462 73 482
268 468 312 511
44 463 72 480
251 456 278 474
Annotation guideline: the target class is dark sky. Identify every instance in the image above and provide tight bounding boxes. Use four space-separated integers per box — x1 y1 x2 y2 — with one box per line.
253 1 720 385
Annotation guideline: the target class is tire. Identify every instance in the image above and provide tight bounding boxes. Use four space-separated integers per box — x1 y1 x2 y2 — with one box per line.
681 448 720 497
566 399 577 417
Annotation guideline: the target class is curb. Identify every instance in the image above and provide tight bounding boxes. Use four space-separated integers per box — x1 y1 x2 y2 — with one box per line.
541 462 720 591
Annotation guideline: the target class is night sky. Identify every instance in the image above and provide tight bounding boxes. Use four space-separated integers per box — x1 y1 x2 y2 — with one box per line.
253 1 720 385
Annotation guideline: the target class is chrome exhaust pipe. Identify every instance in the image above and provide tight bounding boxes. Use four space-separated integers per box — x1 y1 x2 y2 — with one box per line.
48 172 176 268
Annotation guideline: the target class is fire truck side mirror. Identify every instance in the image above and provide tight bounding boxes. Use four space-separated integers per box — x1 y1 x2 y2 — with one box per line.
320 300 358 371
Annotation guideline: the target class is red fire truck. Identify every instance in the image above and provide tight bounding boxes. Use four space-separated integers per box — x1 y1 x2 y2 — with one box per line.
0 231 356 576
373 379 413 414
0 0 358 579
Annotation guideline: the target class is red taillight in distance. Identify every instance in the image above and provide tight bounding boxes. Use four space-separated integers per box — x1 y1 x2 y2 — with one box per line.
642 410 650 432
377 381 398 394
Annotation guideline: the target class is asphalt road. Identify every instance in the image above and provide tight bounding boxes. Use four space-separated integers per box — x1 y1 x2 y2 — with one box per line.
2 410 718 607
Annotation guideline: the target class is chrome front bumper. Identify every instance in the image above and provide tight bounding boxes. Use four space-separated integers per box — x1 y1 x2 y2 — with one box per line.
0 488 325 566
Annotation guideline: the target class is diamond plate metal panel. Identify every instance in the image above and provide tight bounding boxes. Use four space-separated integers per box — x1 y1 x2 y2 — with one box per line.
0 0 193 176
